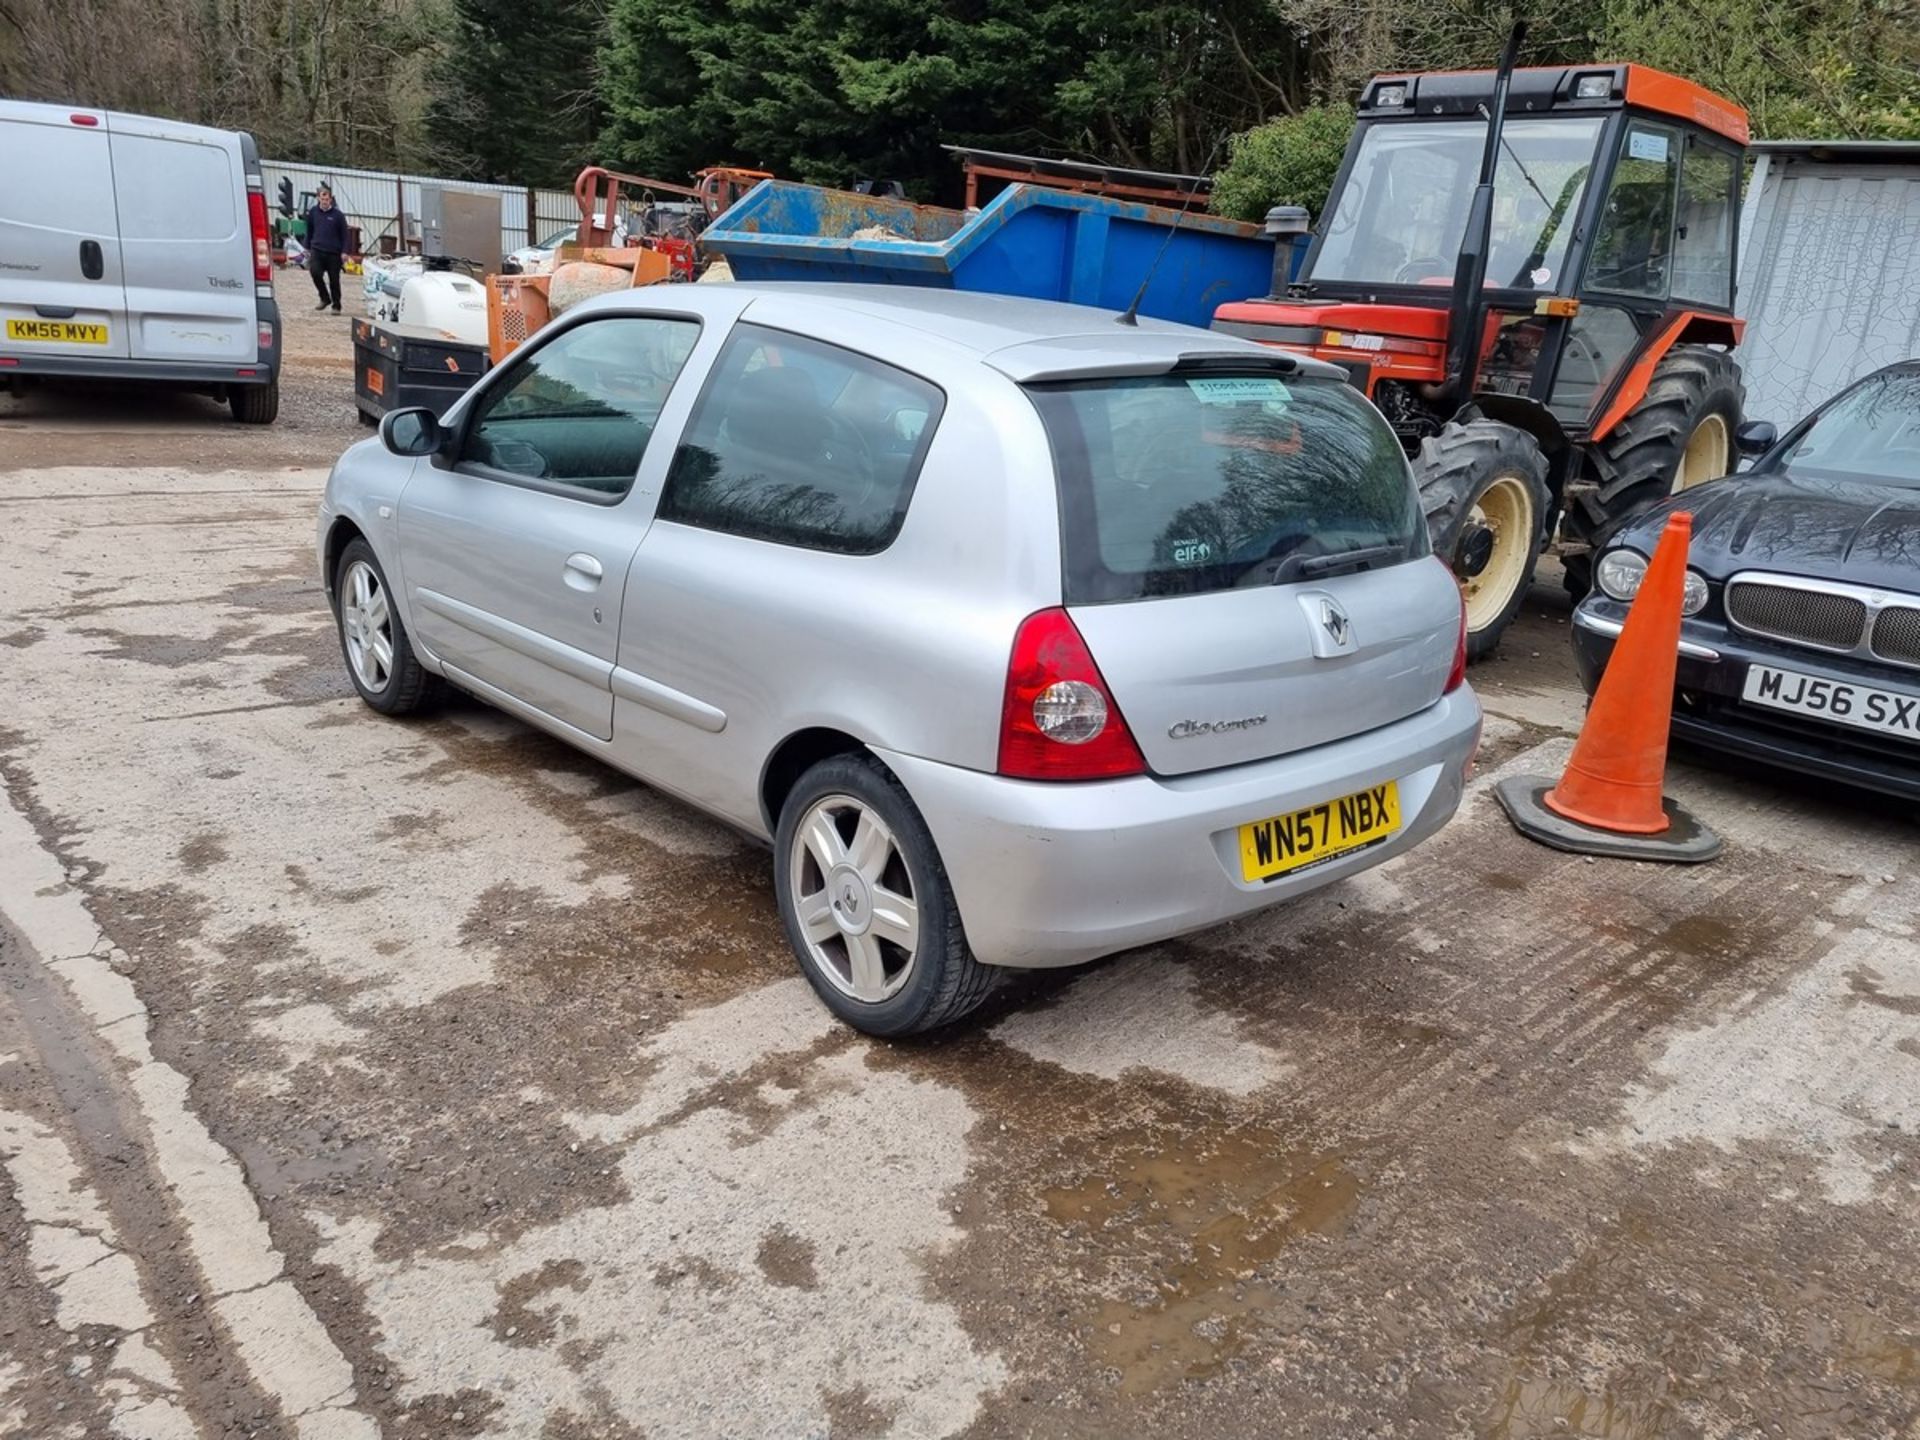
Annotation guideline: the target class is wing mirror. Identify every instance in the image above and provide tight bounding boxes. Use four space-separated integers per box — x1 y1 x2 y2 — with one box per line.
1735 420 1777 457
380 406 444 458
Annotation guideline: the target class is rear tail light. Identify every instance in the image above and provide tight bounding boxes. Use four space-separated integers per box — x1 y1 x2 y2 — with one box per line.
1444 568 1468 693
998 609 1146 780
257 323 275 353
247 191 272 282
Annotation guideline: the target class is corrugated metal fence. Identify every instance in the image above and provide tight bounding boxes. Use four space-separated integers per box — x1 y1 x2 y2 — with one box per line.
1736 143 1920 425
261 158 574 256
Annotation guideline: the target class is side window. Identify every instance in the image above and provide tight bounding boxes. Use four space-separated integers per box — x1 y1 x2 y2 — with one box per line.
1548 304 1646 425
657 325 945 554
1671 139 1738 308
1586 122 1680 299
461 316 699 499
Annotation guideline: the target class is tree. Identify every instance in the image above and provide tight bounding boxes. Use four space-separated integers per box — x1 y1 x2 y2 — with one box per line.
424 0 608 185
598 0 1317 200
1209 105 1354 222
1603 0 1920 139
0 0 443 169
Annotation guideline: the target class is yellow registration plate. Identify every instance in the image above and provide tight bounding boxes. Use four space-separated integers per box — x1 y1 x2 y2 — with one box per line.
6 318 109 345
1239 781 1401 883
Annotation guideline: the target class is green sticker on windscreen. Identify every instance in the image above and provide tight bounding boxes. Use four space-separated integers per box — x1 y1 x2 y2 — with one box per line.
1185 377 1292 406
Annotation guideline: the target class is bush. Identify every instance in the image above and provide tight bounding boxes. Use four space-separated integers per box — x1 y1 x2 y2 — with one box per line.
1210 106 1356 224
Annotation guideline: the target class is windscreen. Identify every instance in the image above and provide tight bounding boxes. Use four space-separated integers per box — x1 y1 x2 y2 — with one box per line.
1027 372 1427 603
1779 368 1920 488
1312 117 1604 291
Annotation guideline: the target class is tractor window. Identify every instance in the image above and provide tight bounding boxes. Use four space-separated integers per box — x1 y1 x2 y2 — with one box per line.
1311 117 1603 292
1547 304 1644 425
1671 140 1738 308
1586 122 1681 299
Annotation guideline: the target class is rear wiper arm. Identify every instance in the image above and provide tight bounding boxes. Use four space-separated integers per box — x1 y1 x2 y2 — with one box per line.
1272 544 1405 584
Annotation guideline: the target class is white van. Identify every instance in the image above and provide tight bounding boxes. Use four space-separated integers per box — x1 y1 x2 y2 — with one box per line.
0 100 281 422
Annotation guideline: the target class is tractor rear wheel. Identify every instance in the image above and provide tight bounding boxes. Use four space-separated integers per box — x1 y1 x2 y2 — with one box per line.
1561 345 1743 596
1414 419 1550 661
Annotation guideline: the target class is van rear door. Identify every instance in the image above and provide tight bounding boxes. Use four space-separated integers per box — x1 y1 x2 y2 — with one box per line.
107 114 257 365
0 102 131 360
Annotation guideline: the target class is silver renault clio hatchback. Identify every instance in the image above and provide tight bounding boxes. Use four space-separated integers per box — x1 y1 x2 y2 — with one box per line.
319 284 1480 1035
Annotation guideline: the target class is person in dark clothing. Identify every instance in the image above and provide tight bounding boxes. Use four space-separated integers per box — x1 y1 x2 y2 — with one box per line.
303 186 349 313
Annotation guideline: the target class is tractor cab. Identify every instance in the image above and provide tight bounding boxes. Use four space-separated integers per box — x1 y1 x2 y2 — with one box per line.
1216 50 1750 658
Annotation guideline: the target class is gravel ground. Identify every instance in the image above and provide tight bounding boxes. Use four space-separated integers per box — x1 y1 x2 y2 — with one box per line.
0 274 365 473
0 286 1916 1439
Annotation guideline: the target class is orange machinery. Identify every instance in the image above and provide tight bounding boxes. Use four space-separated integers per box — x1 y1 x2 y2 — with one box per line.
485 164 772 363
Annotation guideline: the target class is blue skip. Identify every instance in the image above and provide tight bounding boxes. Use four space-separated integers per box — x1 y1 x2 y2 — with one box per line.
701 181 1277 330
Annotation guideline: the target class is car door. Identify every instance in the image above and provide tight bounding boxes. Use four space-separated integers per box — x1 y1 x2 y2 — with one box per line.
107 115 256 364
612 321 951 829
0 102 131 360
396 312 704 740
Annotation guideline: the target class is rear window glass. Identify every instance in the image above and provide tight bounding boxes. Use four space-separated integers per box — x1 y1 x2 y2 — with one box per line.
1027 371 1427 602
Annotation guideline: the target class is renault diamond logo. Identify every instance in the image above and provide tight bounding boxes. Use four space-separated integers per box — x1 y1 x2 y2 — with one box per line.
1320 598 1352 647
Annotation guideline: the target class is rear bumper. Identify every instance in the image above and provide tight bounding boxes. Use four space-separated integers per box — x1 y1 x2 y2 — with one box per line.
1571 597 1920 801
0 354 278 385
877 687 1481 969
2 296 279 386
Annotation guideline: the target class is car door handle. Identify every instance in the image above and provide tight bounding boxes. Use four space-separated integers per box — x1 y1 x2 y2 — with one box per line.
78 240 103 281
34 305 78 319
563 553 604 590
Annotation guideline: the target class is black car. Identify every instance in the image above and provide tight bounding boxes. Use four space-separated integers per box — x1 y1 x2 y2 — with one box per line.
1571 361 1920 799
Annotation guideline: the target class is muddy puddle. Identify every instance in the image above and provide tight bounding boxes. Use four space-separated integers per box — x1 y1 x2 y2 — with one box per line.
1041 1124 1361 1393
1484 1375 1675 1439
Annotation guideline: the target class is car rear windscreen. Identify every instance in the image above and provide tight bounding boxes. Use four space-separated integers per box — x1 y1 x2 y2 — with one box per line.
1026 371 1427 603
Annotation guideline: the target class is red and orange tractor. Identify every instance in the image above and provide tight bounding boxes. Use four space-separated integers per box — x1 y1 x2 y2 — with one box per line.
1215 27 1750 656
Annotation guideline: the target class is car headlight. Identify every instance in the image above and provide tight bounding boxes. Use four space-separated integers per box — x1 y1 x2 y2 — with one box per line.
1681 569 1710 617
1596 548 1648 601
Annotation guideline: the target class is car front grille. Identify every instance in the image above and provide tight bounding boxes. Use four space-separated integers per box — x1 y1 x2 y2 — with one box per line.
1726 581 1868 652
1872 605 1920 667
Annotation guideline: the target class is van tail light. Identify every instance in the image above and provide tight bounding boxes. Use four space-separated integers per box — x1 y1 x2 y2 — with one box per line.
1444 568 1468 693
998 608 1146 781
247 191 272 282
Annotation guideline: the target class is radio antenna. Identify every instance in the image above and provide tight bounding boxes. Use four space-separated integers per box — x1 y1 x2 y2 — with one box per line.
1118 136 1227 327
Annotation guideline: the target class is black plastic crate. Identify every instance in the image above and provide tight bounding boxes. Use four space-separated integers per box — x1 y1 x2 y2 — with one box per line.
353 318 488 423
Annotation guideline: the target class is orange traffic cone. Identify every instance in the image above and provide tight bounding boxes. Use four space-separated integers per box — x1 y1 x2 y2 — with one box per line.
1544 512 1692 833
1493 510 1722 863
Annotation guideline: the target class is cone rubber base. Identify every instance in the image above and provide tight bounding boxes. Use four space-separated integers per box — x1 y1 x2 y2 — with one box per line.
1493 776 1723 864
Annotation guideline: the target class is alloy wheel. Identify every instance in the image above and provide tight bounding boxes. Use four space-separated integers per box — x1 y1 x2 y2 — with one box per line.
788 794 920 1003
339 559 394 693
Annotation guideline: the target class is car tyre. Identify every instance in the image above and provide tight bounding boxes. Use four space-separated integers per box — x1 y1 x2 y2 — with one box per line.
333 537 443 715
230 380 279 424
774 754 996 1037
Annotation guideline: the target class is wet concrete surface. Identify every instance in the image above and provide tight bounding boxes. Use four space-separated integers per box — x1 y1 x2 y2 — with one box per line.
2 311 1918 1437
